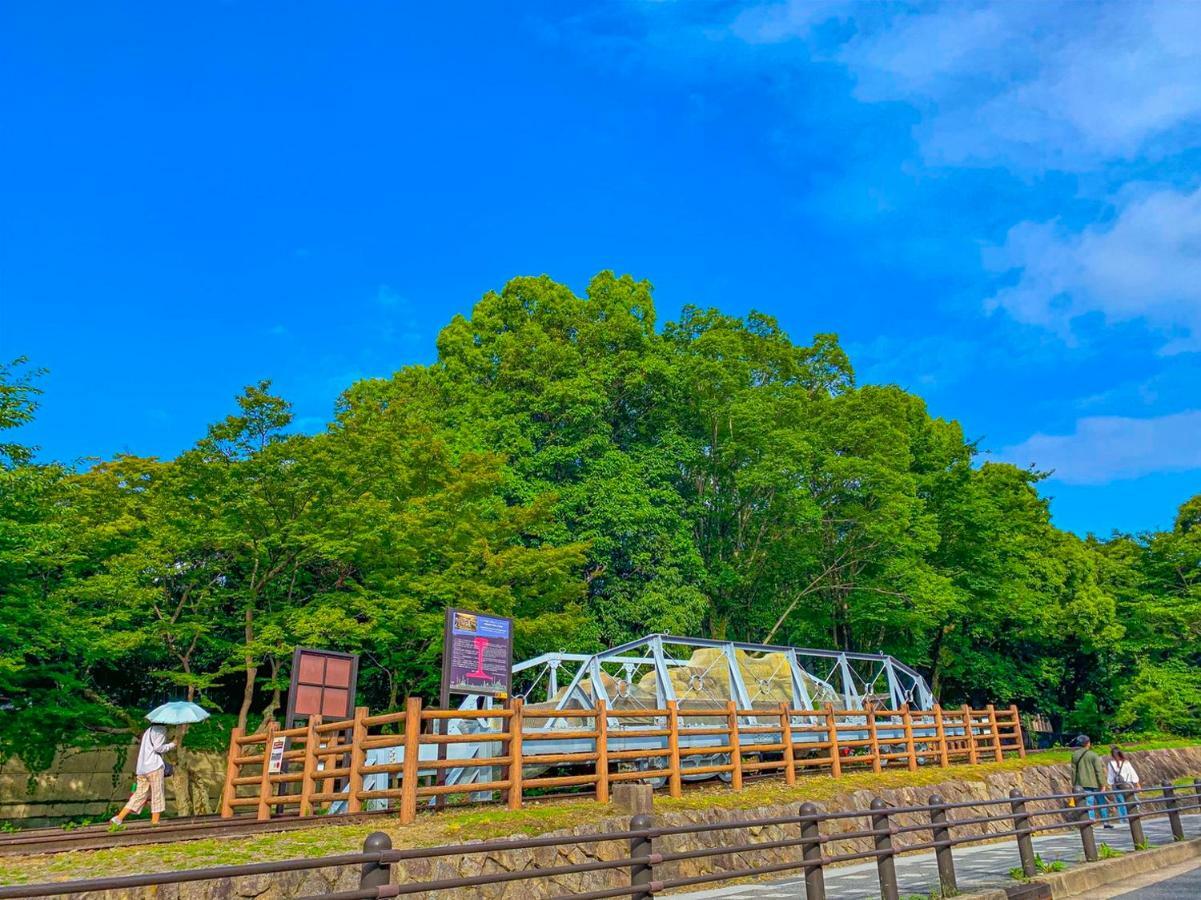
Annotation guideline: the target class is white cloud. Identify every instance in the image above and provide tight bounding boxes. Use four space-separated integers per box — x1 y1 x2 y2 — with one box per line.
984 185 1201 353
730 0 1201 170
622 1 1201 352
1001 410 1201 484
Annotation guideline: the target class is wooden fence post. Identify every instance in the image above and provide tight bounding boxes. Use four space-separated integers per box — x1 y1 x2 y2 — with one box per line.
1010 704 1026 758
256 723 276 821
824 703 841 778
298 717 319 817
867 704 881 773
400 697 422 824
726 700 743 790
507 698 524 811
666 700 683 799
779 702 796 786
901 705 918 771
595 699 610 804
346 706 368 815
987 704 1003 762
933 705 949 768
961 705 978 765
220 727 243 818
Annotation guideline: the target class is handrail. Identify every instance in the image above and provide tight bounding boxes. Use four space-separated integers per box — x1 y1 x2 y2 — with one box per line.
7 776 1200 899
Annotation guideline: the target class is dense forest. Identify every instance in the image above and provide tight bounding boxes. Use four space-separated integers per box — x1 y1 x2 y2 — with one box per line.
2 273 1199 770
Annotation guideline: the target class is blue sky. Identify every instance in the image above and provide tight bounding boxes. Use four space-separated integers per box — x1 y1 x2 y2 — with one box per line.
2 1 1199 537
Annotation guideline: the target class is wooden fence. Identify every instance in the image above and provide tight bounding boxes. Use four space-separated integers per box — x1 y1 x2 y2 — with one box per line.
220 701 1024 823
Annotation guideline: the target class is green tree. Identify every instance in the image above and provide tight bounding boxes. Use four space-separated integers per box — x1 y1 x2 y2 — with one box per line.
0 360 104 766
7 274 1201 769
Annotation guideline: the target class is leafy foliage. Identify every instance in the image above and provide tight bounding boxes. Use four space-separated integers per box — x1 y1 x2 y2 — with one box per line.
0 274 1197 766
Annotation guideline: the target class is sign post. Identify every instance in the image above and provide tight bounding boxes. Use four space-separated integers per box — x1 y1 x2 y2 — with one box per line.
282 648 360 812
440 609 514 708
438 609 514 802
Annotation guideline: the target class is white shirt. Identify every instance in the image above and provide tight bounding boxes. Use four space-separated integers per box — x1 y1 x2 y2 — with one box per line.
1106 758 1138 786
135 725 176 775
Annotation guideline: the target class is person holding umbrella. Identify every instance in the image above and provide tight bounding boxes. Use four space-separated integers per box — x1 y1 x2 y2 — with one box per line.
110 701 208 826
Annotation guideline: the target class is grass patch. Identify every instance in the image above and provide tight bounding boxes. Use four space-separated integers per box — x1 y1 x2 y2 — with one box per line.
1009 854 1067 881
2 739 1197 886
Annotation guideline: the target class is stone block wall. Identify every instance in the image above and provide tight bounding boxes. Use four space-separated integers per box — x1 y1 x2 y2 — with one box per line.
0 747 227 826
34 746 1201 898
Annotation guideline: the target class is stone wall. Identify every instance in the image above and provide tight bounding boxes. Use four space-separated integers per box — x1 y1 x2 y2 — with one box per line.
0 747 227 826
396 746 1201 900
48 747 1201 899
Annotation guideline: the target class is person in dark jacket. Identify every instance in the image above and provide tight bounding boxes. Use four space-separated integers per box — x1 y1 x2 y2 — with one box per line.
1071 734 1109 824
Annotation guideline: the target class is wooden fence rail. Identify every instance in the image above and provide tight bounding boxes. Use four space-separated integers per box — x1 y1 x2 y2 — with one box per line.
220 701 1024 823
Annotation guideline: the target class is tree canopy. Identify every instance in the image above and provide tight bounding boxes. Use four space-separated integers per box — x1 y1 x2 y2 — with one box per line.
2 273 1197 767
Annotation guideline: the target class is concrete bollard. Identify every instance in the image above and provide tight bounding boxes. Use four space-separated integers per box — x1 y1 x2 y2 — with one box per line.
613 782 654 816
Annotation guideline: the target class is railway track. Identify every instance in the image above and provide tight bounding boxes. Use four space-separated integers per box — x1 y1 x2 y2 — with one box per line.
1 748 1050 858
0 809 387 857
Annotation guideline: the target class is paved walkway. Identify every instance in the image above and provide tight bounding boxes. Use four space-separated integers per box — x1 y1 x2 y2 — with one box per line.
1100 855 1201 898
673 813 1201 899
1111 861 1201 898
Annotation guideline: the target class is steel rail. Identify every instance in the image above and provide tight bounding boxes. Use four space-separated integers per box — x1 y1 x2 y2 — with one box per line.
0 807 391 857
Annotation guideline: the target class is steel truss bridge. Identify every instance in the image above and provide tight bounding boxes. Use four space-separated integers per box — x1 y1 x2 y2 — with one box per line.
342 634 938 808
510 633 934 714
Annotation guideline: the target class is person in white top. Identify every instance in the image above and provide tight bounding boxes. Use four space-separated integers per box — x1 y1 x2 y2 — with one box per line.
1105 746 1139 825
110 725 176 825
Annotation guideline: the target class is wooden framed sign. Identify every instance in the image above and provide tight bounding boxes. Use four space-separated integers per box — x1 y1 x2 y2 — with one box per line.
284 647 360 729
440 609 513 704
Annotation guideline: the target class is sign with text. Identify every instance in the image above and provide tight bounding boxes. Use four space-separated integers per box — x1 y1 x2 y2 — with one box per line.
267 736 287 774
441 608 513 700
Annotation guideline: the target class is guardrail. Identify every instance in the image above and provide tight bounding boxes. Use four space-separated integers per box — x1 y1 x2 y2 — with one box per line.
221 698 1024 821
6 778 1199 899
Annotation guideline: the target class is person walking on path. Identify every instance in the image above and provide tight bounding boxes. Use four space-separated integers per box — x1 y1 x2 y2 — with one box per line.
110 724 176 825
1071 734 1110 825
1106 746 1139 823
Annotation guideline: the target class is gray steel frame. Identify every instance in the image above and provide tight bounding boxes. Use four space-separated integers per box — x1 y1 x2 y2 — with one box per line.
438 634 937 794
505 633 934 715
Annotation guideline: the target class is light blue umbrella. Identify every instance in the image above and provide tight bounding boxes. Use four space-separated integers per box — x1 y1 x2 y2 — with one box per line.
145 701 210 725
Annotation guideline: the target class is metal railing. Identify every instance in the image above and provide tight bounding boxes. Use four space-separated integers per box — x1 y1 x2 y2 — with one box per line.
222 698 1024 821
6 778 1196 899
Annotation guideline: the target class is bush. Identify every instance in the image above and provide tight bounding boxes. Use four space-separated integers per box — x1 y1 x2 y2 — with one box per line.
1112 663 1201 737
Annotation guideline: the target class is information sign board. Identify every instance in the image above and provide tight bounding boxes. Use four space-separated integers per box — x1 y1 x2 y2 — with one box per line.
267 736 287 774
440 608 513 700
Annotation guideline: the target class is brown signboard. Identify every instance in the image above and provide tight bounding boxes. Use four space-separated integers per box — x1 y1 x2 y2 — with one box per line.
285 647 359 728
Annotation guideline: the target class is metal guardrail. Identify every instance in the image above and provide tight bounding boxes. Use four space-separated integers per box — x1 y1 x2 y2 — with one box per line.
4 778 1198 899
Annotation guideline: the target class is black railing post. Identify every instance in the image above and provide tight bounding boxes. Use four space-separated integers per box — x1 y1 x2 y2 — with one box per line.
1119 782 1146 848
799 801 826 900
1075 789 1099 862
1009 788 1036 878
1194 777 1201 811
1164 782 1185 841
870 798 900 900
630 812 655 900
928 794 957 895
360 831 392 890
